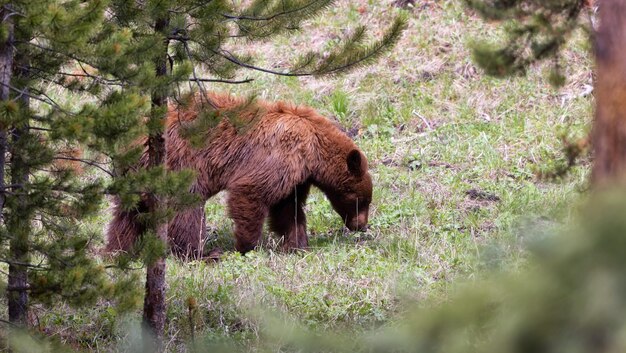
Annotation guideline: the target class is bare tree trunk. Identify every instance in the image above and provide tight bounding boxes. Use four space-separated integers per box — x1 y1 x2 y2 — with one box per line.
8 119 29 327
0 6 28 327
7 56 31 329
591 0 626 184
142 15 170 353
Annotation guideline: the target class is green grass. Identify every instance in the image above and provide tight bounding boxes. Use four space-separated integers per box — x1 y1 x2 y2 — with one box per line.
3 0 594 351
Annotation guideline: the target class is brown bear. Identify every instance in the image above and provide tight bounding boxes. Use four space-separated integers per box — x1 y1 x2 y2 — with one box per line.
106 92 372 259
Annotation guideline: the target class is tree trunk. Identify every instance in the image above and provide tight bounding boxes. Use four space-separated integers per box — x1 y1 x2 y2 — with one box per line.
142 15 170 352
591 0 626 184
0 7 13 223
7 56 31 328
0 6 28 327
7 121 29 327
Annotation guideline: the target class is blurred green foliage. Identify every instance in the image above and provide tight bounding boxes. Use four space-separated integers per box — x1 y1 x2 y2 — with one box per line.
466 0 588 86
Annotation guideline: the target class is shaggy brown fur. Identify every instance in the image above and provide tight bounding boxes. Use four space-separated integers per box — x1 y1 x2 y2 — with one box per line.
106 92 372 259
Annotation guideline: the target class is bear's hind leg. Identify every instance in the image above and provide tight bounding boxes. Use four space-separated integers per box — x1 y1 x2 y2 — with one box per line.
168 205 206 260
106 204 144 255
227 191 268 254
269 183 311 251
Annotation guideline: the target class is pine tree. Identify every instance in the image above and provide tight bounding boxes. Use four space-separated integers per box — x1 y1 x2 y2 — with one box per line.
0 0 144 332
465 0 586 84
465 0 626 186
98 0 406 348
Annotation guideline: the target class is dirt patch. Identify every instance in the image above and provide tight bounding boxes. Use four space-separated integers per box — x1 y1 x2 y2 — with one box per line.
465 188 501 202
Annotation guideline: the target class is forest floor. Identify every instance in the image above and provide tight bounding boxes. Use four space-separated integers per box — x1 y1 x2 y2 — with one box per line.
19 0 594 351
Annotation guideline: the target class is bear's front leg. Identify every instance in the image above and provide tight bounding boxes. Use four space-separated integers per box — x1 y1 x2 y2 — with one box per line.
269 183 311 251
228 191 269 254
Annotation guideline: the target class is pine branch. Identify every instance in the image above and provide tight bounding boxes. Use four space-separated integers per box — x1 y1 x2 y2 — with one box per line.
189 77 254 84
182 40 217 109
212 15 406 77
23 68 110 97
0 318 19 327
30 241 73 269
169 0 216 15
0 184 23 196
6 285 31 291
18 41 101 74
105 263 145 270
312 16 407 76
64 64 126 86
215 49 311 77
0 258 48 270
29 86 70 114
232 0 335 39
0 184 24 190
168 34 190 41
466 0 584 80
29 126 51 132
1 5 23 22
0 81 72 114
53 156 114 177
20 41 133 88
222 0 330 22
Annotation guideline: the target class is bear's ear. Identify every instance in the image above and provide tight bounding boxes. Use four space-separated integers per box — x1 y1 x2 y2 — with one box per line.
347 150 364 177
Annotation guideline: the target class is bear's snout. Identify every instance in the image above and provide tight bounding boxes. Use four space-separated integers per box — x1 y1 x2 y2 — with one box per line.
346 212 369 232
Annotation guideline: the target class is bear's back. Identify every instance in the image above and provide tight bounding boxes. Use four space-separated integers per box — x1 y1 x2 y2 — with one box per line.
166 92 348 149
165 92 357 177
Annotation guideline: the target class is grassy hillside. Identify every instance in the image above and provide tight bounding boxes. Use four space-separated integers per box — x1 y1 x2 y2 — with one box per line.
12 0 594 351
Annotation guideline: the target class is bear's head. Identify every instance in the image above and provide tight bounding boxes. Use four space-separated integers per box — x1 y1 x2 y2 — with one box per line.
325 149 372 232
